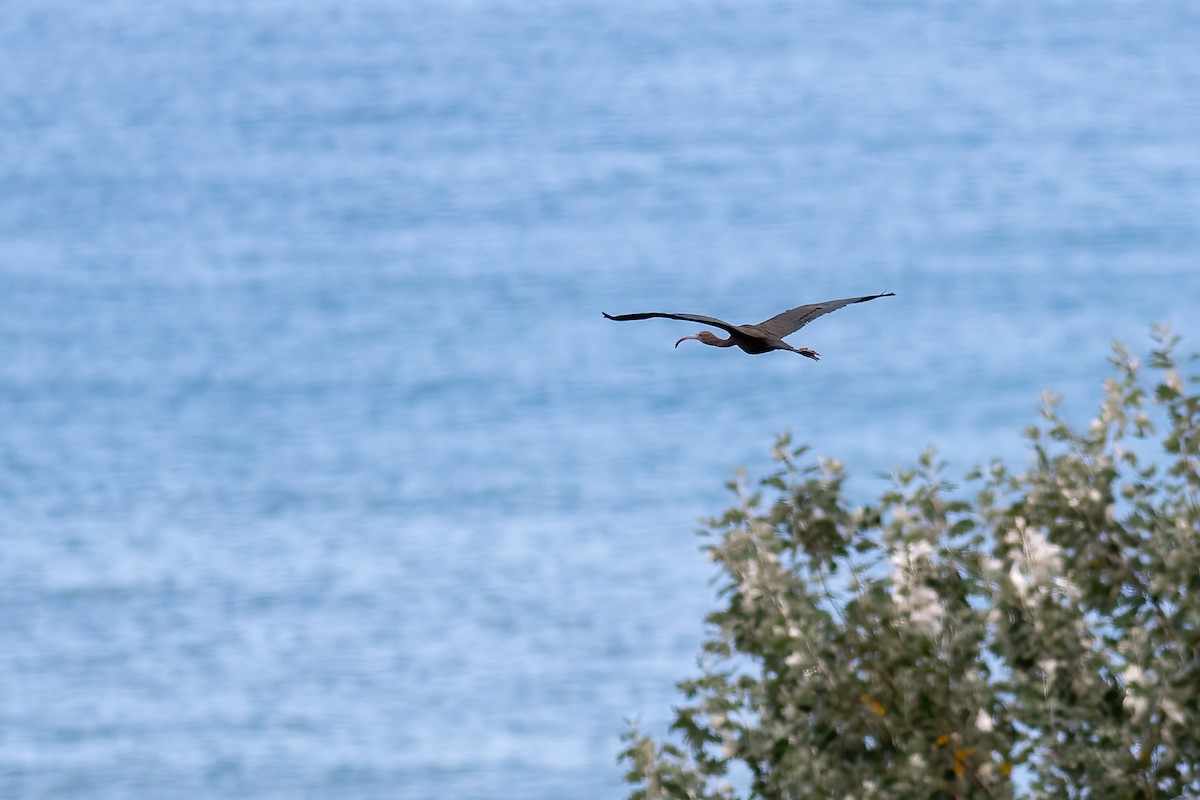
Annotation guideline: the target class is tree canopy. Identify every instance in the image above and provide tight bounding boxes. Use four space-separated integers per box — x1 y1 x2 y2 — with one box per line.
622 328 1200 799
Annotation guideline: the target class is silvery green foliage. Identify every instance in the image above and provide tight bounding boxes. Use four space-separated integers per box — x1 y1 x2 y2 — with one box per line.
622 329 1200 799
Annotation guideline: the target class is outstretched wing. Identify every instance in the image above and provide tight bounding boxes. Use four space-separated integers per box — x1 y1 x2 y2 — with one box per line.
602 311 742 337
753 292 895 339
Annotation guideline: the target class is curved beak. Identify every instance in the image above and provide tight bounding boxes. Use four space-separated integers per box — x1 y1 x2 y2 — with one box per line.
674 334 699 348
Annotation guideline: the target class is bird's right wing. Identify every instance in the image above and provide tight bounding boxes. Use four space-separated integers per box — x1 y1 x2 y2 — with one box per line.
753 292 895 339
602 311 742 336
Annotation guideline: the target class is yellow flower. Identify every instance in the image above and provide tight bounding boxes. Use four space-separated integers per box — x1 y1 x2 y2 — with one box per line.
952 748 974 777
859 694 887 717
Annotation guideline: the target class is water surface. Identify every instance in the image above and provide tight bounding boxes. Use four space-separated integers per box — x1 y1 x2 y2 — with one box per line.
2 1 1199 797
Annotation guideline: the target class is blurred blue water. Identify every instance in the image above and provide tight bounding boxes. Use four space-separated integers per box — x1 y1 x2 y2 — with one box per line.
2 1 1199 798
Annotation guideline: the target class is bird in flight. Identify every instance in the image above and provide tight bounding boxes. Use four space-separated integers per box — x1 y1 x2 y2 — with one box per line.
603 292 894 360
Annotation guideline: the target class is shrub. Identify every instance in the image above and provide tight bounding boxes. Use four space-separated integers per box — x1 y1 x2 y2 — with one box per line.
622 328 1200 799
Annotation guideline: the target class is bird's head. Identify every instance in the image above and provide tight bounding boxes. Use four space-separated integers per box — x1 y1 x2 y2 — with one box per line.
675 331 722 348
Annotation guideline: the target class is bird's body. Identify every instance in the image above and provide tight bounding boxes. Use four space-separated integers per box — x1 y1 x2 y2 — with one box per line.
603 292 895 360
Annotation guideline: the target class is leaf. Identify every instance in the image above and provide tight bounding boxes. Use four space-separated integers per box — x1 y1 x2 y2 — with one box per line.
949 519 976 538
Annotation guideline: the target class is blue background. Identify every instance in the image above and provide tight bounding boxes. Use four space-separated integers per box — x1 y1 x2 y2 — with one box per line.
3 1 1199 797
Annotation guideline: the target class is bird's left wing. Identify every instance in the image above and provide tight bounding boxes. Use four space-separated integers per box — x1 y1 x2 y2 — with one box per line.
602 311 743 337
753 292 895 339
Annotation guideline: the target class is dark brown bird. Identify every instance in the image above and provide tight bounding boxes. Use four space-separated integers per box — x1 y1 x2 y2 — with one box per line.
603 292 895 360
